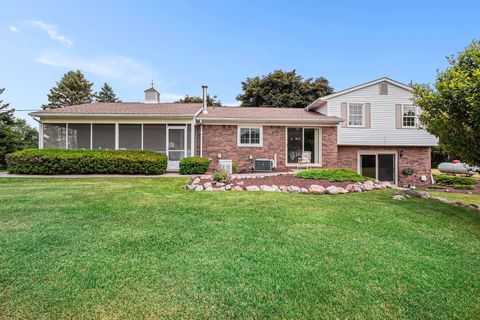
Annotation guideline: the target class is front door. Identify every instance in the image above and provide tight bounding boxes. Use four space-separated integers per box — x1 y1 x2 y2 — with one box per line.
360 153 396 184
167 127 186 170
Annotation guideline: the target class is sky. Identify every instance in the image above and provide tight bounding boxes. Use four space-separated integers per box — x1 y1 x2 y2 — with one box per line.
1 0 479 127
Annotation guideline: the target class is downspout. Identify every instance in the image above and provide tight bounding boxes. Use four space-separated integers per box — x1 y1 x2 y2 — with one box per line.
200 120 203 158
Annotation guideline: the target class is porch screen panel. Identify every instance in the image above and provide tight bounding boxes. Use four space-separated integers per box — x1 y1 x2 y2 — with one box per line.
43 123 66 149
92 124 115 150
119 124 142 150
68 124 91 149
304 128 319 163
143 124 166 152
287 128 303 163
187 124 192 156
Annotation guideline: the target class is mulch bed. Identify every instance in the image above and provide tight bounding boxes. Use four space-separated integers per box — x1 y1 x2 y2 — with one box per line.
425 181 480 194
200 175 354 188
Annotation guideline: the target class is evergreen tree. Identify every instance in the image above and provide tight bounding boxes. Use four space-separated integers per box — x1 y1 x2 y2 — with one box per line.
43 70 94 109
0 88 14 125
96 82 121 103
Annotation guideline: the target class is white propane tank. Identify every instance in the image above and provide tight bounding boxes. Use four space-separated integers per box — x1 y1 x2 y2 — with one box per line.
438 162 471 175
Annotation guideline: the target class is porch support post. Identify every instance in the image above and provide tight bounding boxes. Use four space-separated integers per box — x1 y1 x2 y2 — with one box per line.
38 121 43 149
115 123 119 150
191 122 195 157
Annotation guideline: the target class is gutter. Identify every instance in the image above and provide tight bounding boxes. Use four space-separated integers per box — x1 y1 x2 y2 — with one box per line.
30 113 198 118
196 117 343 124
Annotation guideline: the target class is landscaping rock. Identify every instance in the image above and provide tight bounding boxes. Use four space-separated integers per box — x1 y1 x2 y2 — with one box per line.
236 181 244 186
353 186 363 193
326 186 339 195
195 185 204 191
338 187 349 194
363 183 374 191
308 185 325 195
354 182 365 191
260 185 276 192
288 186 301 193
205 187 214 191
246 185 260 191
192 178 200 185
232 186 243 191
279 185 288 192
300 187 309 194
216 182 225 187
203 182 212 188
432 196 450 203
364 180 374 186
393 195 407 200
225 184 232 190
418 191 431 199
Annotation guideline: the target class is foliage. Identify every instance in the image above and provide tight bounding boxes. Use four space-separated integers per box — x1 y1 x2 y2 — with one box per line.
412 41 480 165
401 168 415 176
236 69 333 108
0 89 38 168
212 169 230 183
95 82 121 103
6 149 167 175
433 174 476 186
43 70 94 109
232 163 238 173
179 157 211 174
175 94 221 106
295 168 369 182
431 146 453 168
2 178 480 318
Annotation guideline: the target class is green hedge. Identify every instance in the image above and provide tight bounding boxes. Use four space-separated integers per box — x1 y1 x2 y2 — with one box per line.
295 168 369 182
179 157 210 175
433 174 476 186
6 149 167 175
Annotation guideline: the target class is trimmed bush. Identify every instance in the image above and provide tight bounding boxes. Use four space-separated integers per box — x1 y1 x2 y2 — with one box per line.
433 174 476 186
212 169 229 183
179 157 210 175
295 168 369 182
6 149 167 175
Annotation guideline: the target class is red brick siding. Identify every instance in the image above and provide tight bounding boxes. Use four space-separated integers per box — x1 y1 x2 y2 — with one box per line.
337 146 431 187
321 126 338 168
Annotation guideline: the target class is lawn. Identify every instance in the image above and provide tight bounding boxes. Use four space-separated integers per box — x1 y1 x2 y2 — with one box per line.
429 190 480 206
1 178 480 319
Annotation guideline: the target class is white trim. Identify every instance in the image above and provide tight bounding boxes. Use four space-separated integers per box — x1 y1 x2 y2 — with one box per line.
306 77 412 110
401 104 418 129
237 126 263 147
31 113 198 118
347 102 365 128
197 117 341 124
114 123 119 150
141 124 144 150
39 122 44 149
357 150 398 185
65 123 69 149
285 127 323 166
190 123 195 157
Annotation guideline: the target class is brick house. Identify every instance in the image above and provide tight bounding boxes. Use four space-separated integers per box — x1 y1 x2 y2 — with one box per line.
31 77 437 186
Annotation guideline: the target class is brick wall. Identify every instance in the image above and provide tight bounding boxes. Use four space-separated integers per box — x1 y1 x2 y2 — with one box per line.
337 146 431 187
196 124 339 172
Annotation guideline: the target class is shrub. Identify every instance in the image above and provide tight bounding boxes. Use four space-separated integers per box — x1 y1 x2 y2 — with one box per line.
232 163 238 174
295 168 369 182
433 174 476 186
212 169 230 183
6 149 167 175
179 157 210 174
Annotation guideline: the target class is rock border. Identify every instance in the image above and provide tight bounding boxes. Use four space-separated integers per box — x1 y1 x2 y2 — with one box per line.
185 177 392 195
392 189 480 213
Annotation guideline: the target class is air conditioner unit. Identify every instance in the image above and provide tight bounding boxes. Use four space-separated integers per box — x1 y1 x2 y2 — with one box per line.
254 159 273 172
218 159 233 174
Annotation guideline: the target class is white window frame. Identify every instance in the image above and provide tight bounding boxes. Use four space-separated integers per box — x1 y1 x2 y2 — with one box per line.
347 103 365 127
401 104 418 128
237 126 263 147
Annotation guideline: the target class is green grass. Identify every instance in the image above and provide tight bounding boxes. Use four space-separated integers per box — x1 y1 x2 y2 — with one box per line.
429 190 480 206
1 178 480 319
295 168 369 182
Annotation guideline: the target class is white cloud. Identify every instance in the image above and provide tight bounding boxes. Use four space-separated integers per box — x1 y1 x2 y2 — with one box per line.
27 20 74 47
9 26 18 32
35 51 158 84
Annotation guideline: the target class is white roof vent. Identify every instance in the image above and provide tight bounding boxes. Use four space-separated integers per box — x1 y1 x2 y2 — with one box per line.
144 84 160 103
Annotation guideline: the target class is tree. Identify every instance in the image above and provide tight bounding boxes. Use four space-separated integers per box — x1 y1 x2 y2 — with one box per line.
0 89 38 168
96 82 121 103
236 70 333 108
175 95 221 106
412 41 480 165
43 70 94 109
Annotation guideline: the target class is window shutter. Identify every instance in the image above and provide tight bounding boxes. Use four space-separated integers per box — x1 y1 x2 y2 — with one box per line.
341 102 348 128
364 103 371 128
395 104 402 128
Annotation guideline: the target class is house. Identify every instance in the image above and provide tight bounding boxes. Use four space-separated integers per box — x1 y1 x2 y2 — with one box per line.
31 77 437 186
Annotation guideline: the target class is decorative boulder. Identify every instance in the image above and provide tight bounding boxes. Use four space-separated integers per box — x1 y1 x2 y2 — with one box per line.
236 181 244 186
393 195 407 200
288 186 301 194
363 183 374 191
232 186 244 191
338 187 349 194
225 184 232 190
205 187 214 191
418 191 431 199
192 178 201 185
216 182 225 187
195 185 204 191
260 185 276 192
353 186 363 192
308 185 325 195
300 187 309 194
203 182 212 188
246 185 260 191
354 182 365 191
346 184 354 192
325 186 339 195
279 185 288 192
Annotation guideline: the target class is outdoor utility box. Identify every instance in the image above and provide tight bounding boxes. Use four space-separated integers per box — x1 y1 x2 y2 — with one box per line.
219 159 233 174
254 159 273 172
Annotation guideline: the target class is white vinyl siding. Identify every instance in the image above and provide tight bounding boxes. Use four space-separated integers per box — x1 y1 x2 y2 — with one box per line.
319 83 437 146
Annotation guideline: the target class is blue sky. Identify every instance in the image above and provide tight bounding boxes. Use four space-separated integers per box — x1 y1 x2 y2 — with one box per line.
1 0 479 126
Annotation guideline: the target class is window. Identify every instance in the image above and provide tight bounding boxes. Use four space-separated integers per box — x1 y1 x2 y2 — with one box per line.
92 124 115 150
237 126 262 146
402 104 417 127
68 124 91 149
119 124 142 150
43 123 66 148
287 127 321 164
348 103 364 127
143 124 166 152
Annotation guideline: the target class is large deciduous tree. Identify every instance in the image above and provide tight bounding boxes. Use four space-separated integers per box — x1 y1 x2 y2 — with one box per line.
96 82 121 103
413 41 480 165
236 70 333 108
175 95 221 106
43 70 94 109
0 88 38 168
